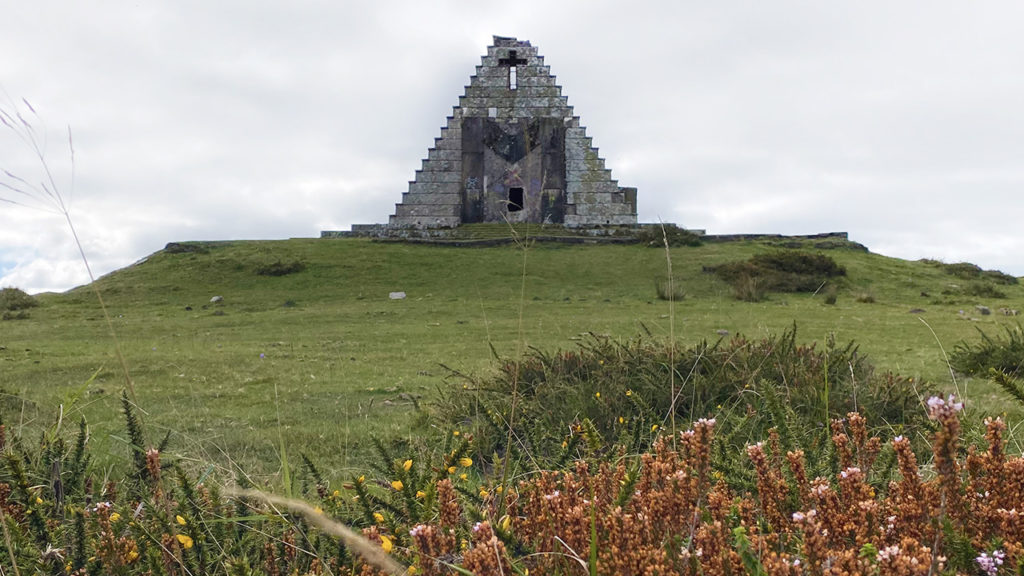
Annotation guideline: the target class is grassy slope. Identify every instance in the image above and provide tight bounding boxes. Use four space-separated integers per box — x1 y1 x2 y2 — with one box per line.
1 235 1022 480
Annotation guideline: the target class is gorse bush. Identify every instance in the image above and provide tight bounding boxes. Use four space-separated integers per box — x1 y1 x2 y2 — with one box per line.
951 323 1024 377
710 250 846 300
437 325 932 488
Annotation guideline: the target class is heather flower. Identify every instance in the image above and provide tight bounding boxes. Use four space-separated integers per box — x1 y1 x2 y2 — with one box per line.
976 550 1005 576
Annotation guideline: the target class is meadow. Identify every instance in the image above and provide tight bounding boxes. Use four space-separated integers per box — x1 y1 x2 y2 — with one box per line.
2 233 1022 479
4 232 1024 574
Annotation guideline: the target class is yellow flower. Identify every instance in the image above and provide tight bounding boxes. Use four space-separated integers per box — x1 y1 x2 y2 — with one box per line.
176 515 186 526
314 506 323 515
595 392 601 399
416 490 426 499
391 480 404 491
380 535 393 554
176 534 194 549
496 485 503 494
127 549 139 562
447 466 456 474
459 473 468 481
332 489 340 498
561 441 568 448
408 566 418 574
458 457 473 467
651 424 659 432
110 512 121 523
403 459 413 472
598 359 604 365
626 389 632 397
500 515 512 531
618 417 624 424
35 497 43 505
479 488 489 498
453 430 460 436
358 475 365 484
374 512 385 523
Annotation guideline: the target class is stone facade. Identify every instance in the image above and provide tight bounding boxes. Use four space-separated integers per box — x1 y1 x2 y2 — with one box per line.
389 36 637 229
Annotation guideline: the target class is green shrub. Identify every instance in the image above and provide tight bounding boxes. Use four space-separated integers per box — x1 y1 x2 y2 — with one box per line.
635 224 702 247
0 287 38 311
437 324 931 486
711 250 846 299
927 260 1018 285
951 323 1024 376
1 287 38 319
965 283 1007 299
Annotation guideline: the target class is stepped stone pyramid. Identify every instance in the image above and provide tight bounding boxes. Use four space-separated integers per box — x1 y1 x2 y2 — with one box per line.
388 36 637 229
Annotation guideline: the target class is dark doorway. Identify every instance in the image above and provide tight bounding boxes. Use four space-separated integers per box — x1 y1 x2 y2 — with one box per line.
508 187 524 212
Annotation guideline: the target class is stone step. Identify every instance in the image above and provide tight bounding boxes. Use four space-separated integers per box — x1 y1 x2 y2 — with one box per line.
413 170 462 183
389 215 461 228
399 192 462 205
394 203 460 217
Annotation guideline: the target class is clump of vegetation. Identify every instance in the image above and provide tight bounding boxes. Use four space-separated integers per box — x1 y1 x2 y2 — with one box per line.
255 259 306 276
164 241 211 254
710 250 846 301
855 291 876 303
3 382 1021 575
1 286 38 320
951 323 1024 376
654 276 685 301
942 283 1008 300
823 284 838 304
924 259 1019 285
635 224 703 247
438 325 931 489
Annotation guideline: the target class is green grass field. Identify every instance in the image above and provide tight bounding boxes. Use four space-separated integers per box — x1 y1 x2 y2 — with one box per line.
2 233 1022 481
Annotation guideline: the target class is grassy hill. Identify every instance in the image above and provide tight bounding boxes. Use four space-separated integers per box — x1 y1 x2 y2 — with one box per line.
1 233 1021 480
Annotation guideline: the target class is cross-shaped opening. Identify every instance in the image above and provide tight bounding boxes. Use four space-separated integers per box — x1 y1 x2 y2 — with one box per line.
498 49 528 90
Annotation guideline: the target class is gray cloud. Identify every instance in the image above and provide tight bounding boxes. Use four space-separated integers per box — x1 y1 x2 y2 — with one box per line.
2 1 1024 293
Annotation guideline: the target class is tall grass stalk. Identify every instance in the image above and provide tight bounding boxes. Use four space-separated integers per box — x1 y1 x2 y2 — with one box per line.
919 317 962 397
660 221 678 447
229 488 406 575
0 503 21 576
0 98 139 406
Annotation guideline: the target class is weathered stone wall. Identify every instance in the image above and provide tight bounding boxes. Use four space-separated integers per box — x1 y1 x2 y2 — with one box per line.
388 36 637 229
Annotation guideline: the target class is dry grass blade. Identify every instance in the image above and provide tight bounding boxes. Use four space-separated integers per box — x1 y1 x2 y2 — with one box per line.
227 487 407 576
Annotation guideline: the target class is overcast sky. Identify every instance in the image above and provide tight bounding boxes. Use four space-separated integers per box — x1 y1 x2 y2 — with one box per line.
2 1 1023 293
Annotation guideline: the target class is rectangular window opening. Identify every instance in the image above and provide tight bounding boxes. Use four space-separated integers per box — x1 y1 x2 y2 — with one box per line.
509 66 517 90
508 187 524 212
